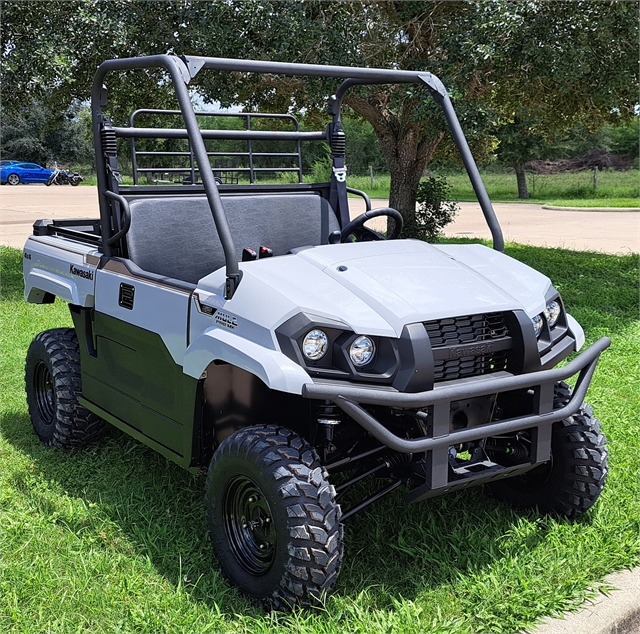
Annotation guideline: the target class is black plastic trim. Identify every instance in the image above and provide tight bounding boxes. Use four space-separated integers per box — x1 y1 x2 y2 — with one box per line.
537 291 569 356
276 313 433 387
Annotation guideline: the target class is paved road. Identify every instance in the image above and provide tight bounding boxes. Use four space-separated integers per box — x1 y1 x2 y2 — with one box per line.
1 184 638 254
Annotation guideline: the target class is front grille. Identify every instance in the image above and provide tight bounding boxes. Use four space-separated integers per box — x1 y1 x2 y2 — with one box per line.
424 312 511 382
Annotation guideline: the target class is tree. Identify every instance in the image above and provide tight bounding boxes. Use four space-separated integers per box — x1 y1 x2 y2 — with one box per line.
479 0 638 197
2 1 637 213
494 114 551 199
0 101 92 166
184 1 495 222
0 1 198 121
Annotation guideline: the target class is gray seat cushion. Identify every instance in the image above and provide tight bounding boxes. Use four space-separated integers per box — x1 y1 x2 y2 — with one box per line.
125 193 339 284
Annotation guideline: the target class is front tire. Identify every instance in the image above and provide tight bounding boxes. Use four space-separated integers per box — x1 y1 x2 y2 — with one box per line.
488 382 608 518
205 425 343 609
25 328 105 448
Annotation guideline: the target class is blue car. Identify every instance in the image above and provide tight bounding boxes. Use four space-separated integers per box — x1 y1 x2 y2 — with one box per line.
1 162 53 185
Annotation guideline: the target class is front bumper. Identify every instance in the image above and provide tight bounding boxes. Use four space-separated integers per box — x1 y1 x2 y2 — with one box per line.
302 337 610 500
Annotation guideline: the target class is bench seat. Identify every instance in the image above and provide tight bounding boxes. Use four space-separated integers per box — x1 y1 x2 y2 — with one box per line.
124 193 339 284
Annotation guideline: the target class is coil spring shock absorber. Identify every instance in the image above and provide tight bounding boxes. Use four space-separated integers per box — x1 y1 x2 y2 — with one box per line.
317 401 341 461
100 125 117 158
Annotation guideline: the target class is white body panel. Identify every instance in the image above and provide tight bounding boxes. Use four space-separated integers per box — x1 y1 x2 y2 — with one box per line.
26 235 580 391
184 327 311 392
95 268 189 365
23 236 100 307
196 240 554 335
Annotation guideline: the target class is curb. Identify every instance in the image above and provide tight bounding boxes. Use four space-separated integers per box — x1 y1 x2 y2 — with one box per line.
542 205 640 213
523 568 640 634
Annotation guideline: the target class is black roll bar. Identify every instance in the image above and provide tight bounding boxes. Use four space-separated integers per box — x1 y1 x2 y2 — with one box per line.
91 54 505 298
92 55 243 298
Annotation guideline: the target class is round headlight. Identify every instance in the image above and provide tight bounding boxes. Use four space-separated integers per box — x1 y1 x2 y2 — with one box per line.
302 329 328 361
531 314 543 339
349 336 375 367
544 300 561 328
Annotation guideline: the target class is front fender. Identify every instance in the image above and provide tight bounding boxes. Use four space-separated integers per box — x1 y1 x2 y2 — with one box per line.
183 327 312 394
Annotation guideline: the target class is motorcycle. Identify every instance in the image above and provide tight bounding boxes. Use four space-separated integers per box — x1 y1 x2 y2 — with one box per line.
66 171 83 186
46 166 83 186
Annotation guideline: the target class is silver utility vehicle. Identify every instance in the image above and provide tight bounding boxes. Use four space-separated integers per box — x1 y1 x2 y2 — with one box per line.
23 55 609 608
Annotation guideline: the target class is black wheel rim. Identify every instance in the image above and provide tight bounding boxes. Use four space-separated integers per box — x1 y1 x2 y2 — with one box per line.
34 361 55 424
223 476 276 576
505 455 554 493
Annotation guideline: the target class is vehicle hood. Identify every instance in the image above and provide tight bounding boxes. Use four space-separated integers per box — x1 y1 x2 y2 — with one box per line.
197 240 551 338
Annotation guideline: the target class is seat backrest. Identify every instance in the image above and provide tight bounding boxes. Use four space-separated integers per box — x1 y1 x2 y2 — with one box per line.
125 193 339 284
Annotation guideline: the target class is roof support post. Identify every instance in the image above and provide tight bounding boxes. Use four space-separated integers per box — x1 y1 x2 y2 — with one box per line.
418 74 504 252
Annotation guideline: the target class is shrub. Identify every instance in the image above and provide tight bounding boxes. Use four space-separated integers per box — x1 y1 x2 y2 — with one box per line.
311 158 332 182
404 176 459 241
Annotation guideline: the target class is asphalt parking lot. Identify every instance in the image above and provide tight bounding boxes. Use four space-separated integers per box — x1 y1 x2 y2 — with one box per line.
1 184 638 253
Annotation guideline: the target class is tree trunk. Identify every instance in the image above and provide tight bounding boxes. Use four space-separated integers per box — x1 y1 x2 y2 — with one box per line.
385 138 425 233
383 130 444 235
347 94 444 235
515 163 529 199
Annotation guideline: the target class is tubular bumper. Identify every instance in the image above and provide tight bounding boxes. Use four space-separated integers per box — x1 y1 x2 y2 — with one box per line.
302 337 610 455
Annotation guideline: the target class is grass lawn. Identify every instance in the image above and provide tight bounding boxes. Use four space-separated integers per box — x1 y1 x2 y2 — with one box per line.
1 243 638 634
82 169 639 208
346 170 639 205
546 198 640 208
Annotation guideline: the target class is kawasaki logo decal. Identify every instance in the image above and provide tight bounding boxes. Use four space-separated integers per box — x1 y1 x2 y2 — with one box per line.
69 264 94 281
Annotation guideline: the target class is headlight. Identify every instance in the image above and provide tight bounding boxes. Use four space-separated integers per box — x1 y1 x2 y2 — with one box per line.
349 335 375 366
302 329 328 361
531 314 543 339
544 300 561 328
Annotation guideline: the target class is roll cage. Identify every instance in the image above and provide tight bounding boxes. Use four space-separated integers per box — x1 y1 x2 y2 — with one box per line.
91 54 504 298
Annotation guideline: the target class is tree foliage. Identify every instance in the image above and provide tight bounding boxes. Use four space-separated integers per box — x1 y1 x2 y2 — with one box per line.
479 0 639 196
0 102 92 166
2 1 637 211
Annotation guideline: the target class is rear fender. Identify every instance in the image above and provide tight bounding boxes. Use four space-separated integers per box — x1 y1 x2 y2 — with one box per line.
184 327 311 394
23 237 97 307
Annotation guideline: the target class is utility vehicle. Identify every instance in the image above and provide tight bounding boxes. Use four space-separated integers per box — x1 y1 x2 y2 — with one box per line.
23 55 609 608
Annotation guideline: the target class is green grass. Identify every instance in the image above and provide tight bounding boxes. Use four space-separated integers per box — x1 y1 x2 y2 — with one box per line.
546 198 640 208
82 169 639 207
346 169 639 204
1 244 638 633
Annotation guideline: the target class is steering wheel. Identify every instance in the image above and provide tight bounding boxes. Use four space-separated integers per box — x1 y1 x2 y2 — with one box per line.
340 207 404 242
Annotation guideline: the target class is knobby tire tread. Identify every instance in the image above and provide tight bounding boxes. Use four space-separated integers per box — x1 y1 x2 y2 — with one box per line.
205 425 343 610
489 381 607 518
25 328 104 448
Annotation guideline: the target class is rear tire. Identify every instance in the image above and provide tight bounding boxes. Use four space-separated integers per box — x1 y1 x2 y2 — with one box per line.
487 382 608 518
7 173 20 185
205 425 343 609
25 328 105 448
